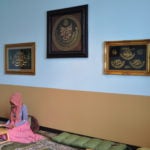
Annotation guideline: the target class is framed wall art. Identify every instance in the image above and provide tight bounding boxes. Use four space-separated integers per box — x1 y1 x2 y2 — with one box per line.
104 39 150 76
47 5 88 58
5 42 35 75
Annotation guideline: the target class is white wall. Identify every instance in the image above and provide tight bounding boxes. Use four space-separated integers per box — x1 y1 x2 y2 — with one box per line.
0 0 150 96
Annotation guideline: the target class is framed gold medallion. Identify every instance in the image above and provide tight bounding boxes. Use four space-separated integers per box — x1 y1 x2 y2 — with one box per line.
47 5 88 58
5 42 35 75
104 39 150 75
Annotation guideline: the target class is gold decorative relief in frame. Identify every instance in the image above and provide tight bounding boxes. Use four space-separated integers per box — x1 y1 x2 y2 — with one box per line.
5 42 35 75
104 39 150 75
47 5 88 58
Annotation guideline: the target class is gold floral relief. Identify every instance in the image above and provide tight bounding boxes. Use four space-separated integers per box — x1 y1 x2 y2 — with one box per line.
104 39 150 75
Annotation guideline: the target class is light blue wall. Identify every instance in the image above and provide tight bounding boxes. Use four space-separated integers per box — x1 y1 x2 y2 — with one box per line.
0 0 150 96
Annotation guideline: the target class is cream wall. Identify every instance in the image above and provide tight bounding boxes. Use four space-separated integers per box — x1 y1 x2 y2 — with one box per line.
0 84 150 147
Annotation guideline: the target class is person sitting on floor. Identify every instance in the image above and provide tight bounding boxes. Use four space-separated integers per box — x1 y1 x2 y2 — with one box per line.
0 92 44 143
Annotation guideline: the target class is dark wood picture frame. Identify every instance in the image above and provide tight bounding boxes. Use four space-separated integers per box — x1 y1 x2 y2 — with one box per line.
47 5 88 58
104 39 150 76
5 42 35 75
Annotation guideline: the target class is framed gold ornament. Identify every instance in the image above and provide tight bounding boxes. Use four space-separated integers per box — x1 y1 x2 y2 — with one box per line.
5 42 35 75
104 39 150 75
47 5 88 58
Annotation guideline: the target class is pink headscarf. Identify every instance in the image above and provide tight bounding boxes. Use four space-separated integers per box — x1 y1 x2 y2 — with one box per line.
9 92 23 125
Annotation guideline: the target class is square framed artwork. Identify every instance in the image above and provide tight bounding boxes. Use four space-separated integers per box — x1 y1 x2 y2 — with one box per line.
47 5 88 58
5 42 35 75
104 39 150 75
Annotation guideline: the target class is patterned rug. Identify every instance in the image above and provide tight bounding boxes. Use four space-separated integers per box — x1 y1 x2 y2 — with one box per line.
0 130 82 150
0 139 82 150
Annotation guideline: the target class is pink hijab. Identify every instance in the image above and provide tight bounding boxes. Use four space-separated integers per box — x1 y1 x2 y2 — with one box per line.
9 92 23 125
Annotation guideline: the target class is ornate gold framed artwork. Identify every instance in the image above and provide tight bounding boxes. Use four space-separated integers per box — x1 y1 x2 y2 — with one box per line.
5 42 35 75
47 5 88 58
104 39 150 75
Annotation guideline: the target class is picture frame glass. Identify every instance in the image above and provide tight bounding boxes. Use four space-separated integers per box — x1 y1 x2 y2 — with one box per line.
7 47 32 70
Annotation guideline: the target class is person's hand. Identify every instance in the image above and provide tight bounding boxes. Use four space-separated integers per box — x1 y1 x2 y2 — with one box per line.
5 124 14 129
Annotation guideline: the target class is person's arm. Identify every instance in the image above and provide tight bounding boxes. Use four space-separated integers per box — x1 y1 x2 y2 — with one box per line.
15 104 28 127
